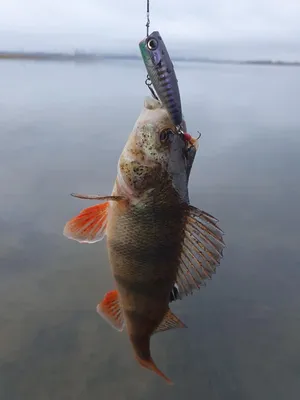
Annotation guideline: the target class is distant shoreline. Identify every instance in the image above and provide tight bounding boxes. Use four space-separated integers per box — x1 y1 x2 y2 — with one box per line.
0 51 299 67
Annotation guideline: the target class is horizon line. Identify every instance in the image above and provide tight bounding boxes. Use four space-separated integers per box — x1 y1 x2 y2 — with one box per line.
0 50 299 66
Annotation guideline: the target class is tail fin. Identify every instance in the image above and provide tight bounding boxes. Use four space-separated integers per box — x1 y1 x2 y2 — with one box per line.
130 334 173 384
136 355 173 385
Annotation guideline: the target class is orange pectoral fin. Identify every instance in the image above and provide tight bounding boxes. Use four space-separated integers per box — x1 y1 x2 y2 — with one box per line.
96 290 125 331
63 202 109 243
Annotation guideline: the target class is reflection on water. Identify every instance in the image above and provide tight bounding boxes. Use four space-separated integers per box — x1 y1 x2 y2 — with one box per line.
0 60 300 399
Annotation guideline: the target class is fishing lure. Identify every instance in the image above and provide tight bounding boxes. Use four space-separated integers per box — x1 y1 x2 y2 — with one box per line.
139 30 183 129
140 0 201 149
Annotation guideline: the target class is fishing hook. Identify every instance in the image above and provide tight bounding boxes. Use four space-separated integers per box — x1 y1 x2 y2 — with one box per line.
145 75 159 100
196 130 202 140
184 130 202 154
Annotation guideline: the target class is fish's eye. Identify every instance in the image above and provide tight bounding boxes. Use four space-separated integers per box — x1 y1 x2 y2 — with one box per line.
147 38 158 50
159 129 173 143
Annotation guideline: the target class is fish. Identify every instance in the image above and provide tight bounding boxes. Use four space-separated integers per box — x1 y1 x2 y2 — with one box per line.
63 97 225 384
139 31 183 128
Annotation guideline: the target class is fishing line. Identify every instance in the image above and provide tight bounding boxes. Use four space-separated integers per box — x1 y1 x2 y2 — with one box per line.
145 76 159 100
144 0 160 100
146 0 150 37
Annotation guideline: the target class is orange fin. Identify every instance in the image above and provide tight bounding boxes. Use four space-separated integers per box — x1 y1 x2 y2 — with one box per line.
96 290 125 332
63 202 109 243
137 356 173 385
154 309 187 334
175 205 225 299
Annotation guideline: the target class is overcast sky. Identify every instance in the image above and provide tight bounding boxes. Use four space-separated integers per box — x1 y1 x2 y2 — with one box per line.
0 0 299 59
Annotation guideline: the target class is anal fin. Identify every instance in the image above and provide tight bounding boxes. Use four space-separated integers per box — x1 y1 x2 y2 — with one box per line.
96 290 125 332
154 309 187 334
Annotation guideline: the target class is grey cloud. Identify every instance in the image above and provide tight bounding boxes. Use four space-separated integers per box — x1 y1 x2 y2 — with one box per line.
0 0 299 58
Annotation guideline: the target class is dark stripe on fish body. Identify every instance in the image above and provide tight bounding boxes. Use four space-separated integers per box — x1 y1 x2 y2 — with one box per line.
114 274 171 300
126 309 162 329
109 237 179 268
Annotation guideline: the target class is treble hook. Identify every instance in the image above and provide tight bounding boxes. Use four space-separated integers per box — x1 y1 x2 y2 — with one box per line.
145 75 159 100
183 130 202 154
196 130 202 140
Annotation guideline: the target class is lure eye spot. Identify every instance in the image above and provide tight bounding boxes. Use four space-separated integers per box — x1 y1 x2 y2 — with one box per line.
147 38 158 50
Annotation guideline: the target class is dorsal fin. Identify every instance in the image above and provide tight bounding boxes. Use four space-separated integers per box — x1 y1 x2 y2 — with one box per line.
174 205 225 299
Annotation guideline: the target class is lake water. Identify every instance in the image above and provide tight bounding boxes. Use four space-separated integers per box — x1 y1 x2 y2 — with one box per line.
0 59 300 400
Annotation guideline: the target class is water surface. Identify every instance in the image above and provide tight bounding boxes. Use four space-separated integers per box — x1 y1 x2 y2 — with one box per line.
0 60 300 400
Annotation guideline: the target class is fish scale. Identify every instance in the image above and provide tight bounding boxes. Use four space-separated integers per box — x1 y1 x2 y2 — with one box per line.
108 179 184 290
